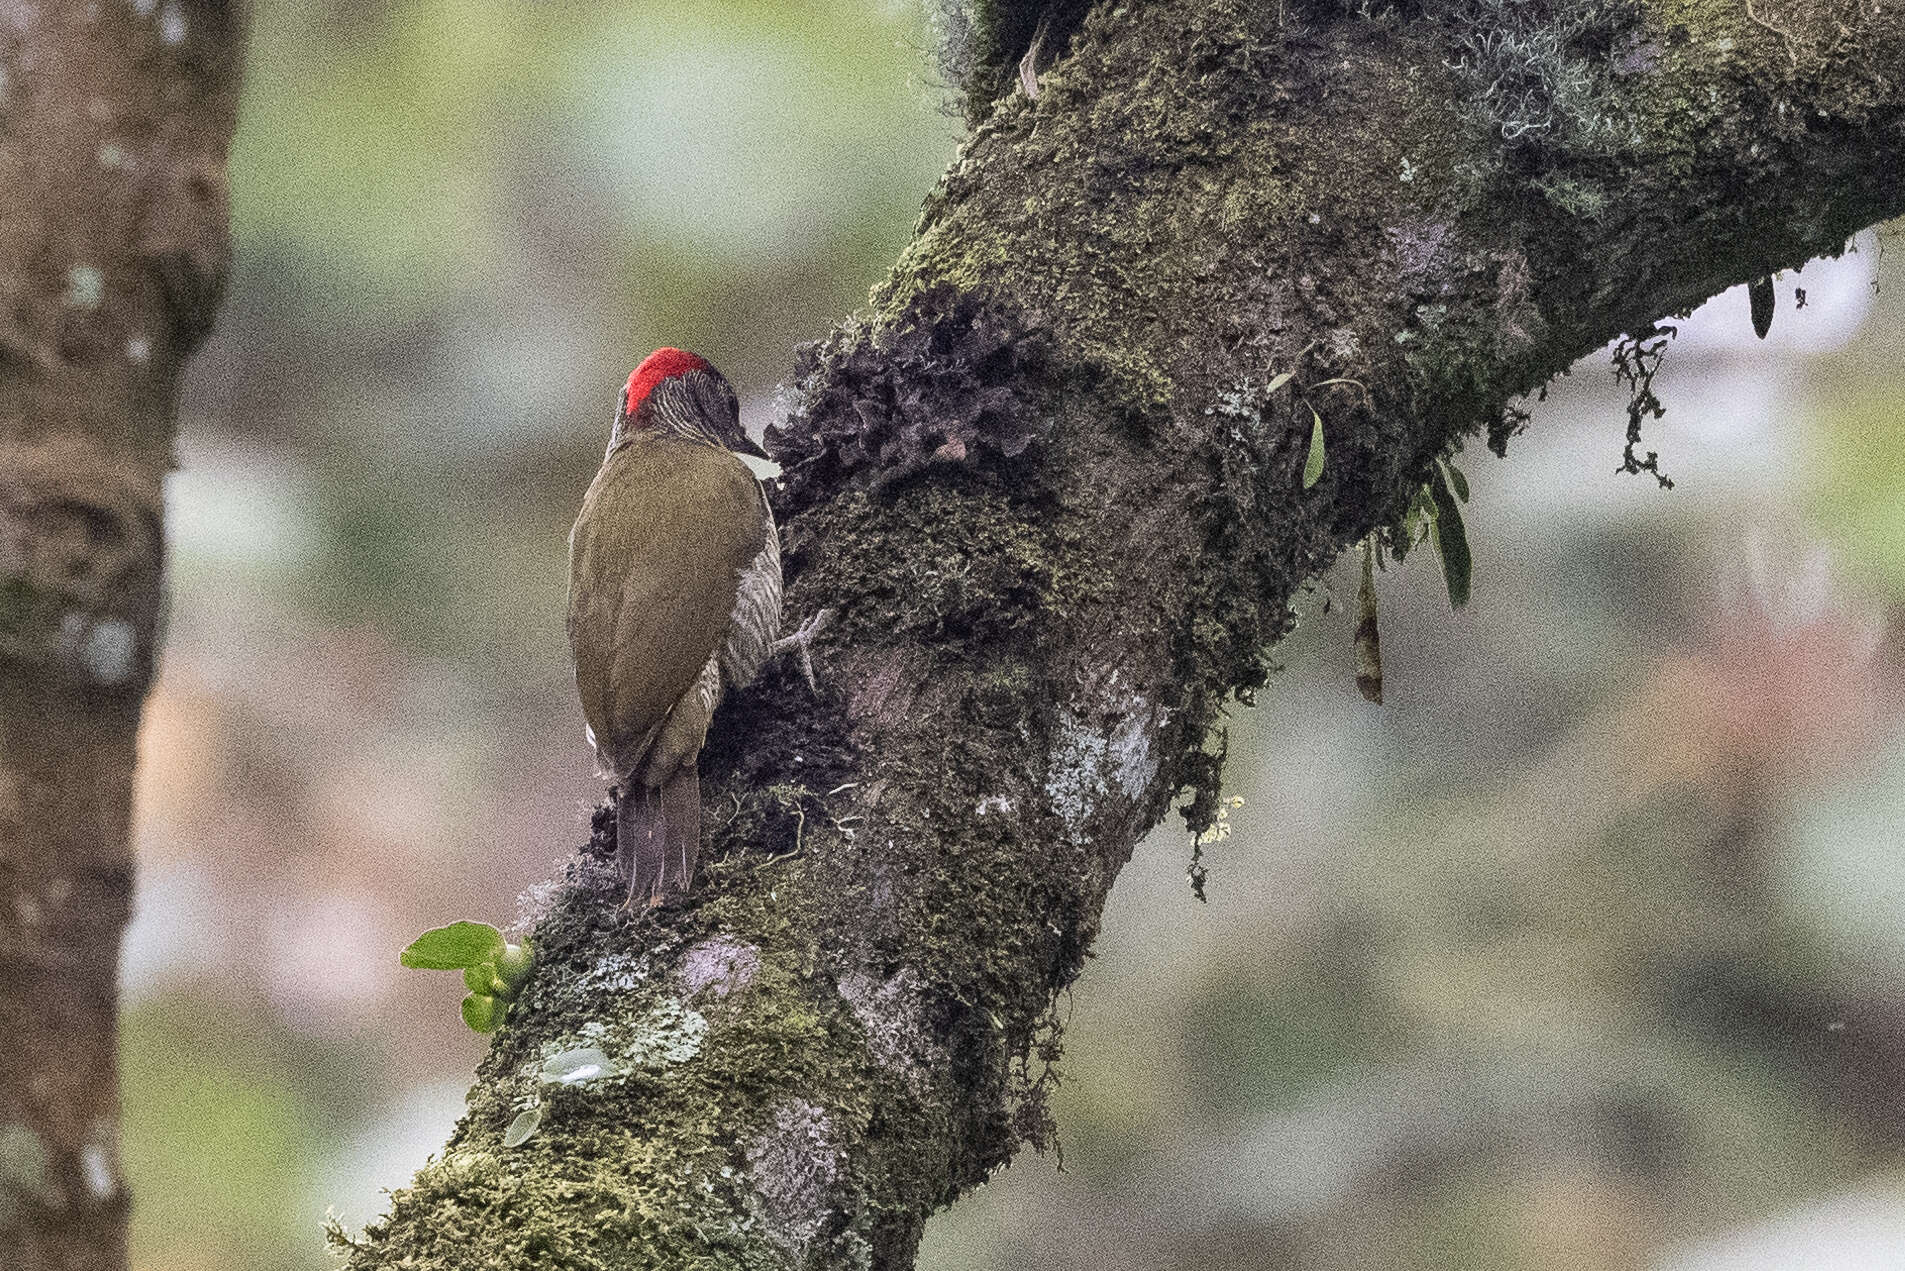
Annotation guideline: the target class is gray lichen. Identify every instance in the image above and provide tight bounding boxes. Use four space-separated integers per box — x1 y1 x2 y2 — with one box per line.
679 935 762 1002
837 967 942 1090
62 265 103 311
1043 696 1158 841
744 1100 848 1263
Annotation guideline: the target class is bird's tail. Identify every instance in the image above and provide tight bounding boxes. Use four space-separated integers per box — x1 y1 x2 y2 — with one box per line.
616 767 701 907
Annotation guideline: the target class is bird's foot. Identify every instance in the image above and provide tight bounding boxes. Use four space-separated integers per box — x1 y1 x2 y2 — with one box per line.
771 608 834 691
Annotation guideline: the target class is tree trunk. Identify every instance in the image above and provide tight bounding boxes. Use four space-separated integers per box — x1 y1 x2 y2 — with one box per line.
0 2 244 1268
345 2 1905 1268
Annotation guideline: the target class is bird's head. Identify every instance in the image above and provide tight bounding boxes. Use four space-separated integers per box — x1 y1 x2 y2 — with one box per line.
609 347 769 460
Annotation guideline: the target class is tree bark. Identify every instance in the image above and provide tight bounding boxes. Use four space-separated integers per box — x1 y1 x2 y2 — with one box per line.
346 2 1905 1268
0 2 244 1268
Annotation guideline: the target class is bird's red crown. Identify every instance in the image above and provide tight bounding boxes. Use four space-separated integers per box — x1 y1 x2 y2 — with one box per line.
625 348 712 414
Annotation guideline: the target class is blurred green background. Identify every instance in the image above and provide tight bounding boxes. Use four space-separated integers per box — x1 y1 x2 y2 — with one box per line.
132 2 1905 1267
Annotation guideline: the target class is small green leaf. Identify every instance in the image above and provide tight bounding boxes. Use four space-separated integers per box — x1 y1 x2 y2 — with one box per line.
1442 459 1469 503
1427 465 1473 609
495 942 533 991
1301 407 1326 489
402 922 505 970
463 964 497 994
540 1047 615 1085
462 993 503 1034
503 1107 542 1149
1266 370 1294 393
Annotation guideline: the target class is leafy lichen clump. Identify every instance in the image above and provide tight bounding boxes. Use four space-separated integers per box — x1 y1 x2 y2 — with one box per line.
1446 0 1646 150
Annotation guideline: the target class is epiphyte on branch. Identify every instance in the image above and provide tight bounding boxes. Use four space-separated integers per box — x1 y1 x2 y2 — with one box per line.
399 921 534 1034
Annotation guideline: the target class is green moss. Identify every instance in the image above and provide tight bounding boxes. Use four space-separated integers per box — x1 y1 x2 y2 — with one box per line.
1533 170 1611 218
356 899 903 1268
789 486 1093 648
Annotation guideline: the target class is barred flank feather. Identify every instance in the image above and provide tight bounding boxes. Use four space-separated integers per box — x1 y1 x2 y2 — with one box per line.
722 504 783 686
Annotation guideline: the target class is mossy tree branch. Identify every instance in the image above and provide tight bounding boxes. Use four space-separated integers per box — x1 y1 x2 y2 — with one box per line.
346 2 1905 1268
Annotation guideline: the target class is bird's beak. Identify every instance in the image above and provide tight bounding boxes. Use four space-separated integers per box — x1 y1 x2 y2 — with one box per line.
735 433 771 461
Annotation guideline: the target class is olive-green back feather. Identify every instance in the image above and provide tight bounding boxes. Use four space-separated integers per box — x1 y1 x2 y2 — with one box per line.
567 433 767 776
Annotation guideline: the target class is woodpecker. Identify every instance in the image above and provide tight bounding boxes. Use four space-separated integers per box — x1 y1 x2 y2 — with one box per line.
567 348 825 908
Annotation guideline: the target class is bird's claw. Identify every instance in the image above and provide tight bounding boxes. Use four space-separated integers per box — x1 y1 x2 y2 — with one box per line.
772 607 835 691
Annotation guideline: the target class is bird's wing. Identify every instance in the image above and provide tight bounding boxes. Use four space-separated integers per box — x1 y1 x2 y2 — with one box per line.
567 435 768 776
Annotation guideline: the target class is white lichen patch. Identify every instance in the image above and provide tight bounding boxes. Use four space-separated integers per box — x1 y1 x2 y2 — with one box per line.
1044 710 1109 830
125 334 151 364
539 996 709 1086
131 0 156 15
538 1046 615 1086
79 1120 118 1202
837 967 941 1092
678 935 760 1001
57 613 139 685
63 265 104 311
78 1145 114 1199
744 1099 841 1261
974 793 1013 816
78 617 137 685
1108 707 1159 800
1386 218 1453 280
156 0 184 43
623 997 707 1067
573 949 648 994
1044 694 1158 838
97 141 133 171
